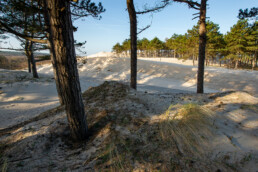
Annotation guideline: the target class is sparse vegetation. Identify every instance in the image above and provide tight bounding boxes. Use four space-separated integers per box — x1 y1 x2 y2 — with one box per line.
159 103 215 156
0 55 27 70
0 143 8 172
82 81 129 102
37 55 51 61
0 55 8 66
240 104 258 113
0 81 257 171
1 159 7 172
0 54 51 70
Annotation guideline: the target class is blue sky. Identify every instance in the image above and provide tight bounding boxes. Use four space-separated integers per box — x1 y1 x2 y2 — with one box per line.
1 0 257 55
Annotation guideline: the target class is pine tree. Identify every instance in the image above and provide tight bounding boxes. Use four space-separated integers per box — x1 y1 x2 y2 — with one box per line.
166 34 179 58
246 21 258 70
127 0 137 89
139 38 150 57
0 0 47 78
126 0 169 89
172 0 208 93
188 21 224 66
205 21 224 65
149 37 165 57
122 39 131 57
225 20 249 69
112 43 123 56
187 27 199 65
239 7 258 20
1 0 105 141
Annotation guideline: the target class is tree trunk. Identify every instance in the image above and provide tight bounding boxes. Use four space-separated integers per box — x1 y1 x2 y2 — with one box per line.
252 57 255 70
28 41 39 78
45 0 88 140
192 55 195 66
25 42 32 73
235 60 239 69
197 0 207 93
43 0 65 105
27 58 31 73
127 0 137 90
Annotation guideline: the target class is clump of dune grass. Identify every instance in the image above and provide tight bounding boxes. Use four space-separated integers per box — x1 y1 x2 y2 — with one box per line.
0 55 8 67
0 55 28 70
1 158 7 172
96 141 133 171
159 103 215 156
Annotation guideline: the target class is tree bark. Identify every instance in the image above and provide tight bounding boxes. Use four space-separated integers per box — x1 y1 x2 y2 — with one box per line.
197 0 207 94
27 58 31 73
45 0 88 140
28 41 39 78
192 55 195 66
43 0 65 105
235 59 239 69
127 0 137 90
25 41 32 73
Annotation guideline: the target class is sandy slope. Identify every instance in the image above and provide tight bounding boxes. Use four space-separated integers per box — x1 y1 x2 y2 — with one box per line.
1 56 258 129
83 57 258 95
0 55 258 171
0 82 257 171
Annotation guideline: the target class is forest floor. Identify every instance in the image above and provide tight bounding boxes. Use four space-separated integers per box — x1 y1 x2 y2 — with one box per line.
0 56 257 171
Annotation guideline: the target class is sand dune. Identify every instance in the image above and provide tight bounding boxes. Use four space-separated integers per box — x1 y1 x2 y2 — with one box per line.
1 56 258 129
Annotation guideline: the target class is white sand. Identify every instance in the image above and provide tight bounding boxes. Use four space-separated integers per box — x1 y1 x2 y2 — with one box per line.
87 51 114 58
0 54 258 171
0 55 258 129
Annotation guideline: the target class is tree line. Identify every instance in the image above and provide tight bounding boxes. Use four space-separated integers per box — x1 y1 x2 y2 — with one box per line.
113 19 258 70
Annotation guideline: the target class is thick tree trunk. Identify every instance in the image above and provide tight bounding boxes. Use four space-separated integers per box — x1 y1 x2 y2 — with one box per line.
127 0 137 89
197 0 207 94
45 0 88 140
43 1 65 105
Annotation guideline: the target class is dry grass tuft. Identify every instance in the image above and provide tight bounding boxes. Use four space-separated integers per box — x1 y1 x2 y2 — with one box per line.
0 55 51 70
82 81 129 103
0 143 8 172
83 83 221 171
0 55 28 70
159 103 215 156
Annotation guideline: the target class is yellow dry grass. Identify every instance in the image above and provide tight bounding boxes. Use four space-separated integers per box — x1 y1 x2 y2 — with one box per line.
0 55 51 70
159 103 215 156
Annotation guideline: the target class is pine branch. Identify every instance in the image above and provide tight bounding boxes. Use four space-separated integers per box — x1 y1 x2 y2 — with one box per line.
136 1 170 15
0 20 48 44
173 0 201 10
